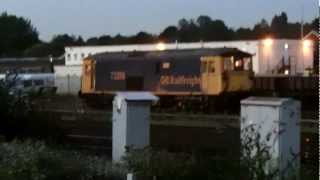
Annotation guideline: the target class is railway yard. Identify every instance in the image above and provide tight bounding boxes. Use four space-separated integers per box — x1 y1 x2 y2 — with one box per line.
32 95 318 166
0 6 318 179
0 46 318 178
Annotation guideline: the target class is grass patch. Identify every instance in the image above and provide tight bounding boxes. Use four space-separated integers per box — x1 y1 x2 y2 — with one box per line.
0 140 127 180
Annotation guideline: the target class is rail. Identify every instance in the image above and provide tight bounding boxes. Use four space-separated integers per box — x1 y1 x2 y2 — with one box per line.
43 109 318 134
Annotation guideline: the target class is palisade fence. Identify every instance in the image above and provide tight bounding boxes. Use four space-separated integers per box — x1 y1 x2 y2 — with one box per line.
55 75 81 95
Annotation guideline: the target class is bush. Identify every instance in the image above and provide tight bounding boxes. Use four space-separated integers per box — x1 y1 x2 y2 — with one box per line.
0 140 127 180
122 146 240 180
0 82 65 142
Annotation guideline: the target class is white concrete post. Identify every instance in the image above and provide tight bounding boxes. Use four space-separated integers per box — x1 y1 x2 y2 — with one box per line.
112 92 158 162
127 173 136 180
241 97 300 180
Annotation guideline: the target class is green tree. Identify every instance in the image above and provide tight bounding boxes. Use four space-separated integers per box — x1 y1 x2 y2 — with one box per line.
209 20 234 41
98 35 113 45
130 31 155 44
49 34 82 56
24 43 53 57
159 26 178 42
197 15 213 40
235 27 253 40
253 19 271 39
271 12 288 38
86 37 99 45
178 18 200 42
0 12 39 57
112 34 130 45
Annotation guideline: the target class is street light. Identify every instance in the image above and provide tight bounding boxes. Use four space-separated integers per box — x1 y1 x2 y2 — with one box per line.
302 40 312 58
156 42 166 51
263 38 273 47
303 40 312 52
262 38 273 73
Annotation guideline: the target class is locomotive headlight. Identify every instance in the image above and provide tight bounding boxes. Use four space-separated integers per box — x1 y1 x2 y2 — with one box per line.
156 42 166 51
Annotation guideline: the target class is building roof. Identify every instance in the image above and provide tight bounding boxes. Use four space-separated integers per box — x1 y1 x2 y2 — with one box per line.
89 48 253 62
241 97 293 106
0 57 55 73
116 92 159 102
303 30 319 40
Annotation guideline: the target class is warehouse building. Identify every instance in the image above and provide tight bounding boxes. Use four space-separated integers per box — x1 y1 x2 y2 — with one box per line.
63 38 315 76
55 37 315 95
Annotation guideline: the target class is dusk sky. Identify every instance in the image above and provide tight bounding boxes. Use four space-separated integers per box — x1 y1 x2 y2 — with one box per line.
0 0 318 41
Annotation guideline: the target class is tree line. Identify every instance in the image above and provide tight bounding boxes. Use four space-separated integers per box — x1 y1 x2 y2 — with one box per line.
0 12 318 57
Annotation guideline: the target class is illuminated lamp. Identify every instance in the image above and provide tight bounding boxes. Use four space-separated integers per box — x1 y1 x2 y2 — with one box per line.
302 40 312 54
284 43 289 49
263 38 273 46
156 42 166 51
235 60 242 67
284 69 289 75
303 40 312 48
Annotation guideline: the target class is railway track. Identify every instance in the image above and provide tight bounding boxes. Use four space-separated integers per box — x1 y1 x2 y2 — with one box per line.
50 109 317 163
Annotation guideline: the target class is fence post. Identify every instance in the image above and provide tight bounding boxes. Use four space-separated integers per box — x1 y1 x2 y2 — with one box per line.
127 173 136 180
67 74 70 94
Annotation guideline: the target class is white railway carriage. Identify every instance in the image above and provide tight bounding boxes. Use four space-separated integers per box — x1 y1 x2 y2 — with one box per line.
5 73 56 95
0 57 57 95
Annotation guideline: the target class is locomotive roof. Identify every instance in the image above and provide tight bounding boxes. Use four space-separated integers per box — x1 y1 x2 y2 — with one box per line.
89 48 252 62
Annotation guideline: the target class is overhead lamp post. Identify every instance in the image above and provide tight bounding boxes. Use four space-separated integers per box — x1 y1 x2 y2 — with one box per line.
263 38 273 74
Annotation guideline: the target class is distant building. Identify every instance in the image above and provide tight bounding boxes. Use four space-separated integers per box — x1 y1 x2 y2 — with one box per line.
303 30 319 74
53 57 81 94
64 39 315 76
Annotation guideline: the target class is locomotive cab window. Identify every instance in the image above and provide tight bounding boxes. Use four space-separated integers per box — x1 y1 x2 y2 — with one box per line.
201 61 208 73
234 59 244 71
209 62 215 73
201 60 216 74
224 56 252 72
162 62 170 69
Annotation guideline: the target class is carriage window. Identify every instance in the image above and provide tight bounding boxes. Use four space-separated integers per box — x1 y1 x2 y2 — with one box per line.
34 80 44 86
23 80 32 87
